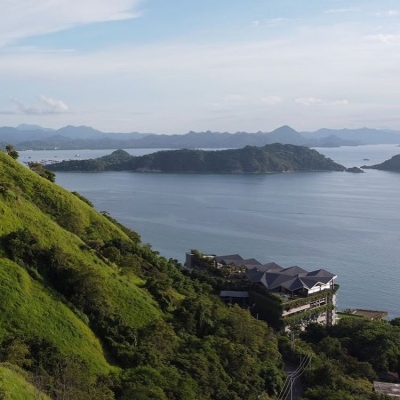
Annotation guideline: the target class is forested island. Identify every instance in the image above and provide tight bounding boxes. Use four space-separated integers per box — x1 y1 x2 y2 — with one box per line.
1 149 399 399
47 144 345 173
362 154 400 171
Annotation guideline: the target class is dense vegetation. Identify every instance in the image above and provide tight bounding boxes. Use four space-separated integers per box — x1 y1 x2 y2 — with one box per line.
0 149 397 399
48 144 345 173
0 150 285 399
362 154 400 171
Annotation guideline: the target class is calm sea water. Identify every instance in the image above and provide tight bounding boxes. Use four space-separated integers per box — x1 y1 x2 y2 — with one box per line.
19 145 400 317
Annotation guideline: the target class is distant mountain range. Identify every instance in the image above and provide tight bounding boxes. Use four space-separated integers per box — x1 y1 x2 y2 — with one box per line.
1 124 400 150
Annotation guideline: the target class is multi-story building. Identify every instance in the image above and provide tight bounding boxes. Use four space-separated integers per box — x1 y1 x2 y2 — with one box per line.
186 251 338 330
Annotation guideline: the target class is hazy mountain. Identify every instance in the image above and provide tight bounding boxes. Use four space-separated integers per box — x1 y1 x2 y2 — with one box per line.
301 127 400 144
310 135 358 148
16 123 55 132
55 125 149 140
267 125 306 145
1 124 400 150
0 126 49 145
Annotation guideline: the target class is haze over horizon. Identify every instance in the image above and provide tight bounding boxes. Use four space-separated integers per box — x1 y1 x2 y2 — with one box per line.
1 0 400 134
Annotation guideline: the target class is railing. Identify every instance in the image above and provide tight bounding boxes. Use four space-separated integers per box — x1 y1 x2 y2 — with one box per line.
278 354 312 400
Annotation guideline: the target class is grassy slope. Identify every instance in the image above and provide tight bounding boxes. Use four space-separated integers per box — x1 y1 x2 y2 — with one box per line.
0 364 50 400
0 151 161 375
0 258 109 374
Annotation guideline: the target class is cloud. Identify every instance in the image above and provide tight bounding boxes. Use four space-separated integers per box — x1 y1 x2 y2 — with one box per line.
266 18 290 26
260 96 283 105
223 94 245 102
295 98 349 106
39 96 68 112
377 10 400 17
366 34 400 44
0 0 142 45
325 8 360 14
251 20 260 27
0 22 398 132
0 96 69 115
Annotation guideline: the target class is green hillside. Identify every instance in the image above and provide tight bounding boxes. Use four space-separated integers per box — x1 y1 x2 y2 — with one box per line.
0 150 286 399
1 149 398 400
48 144 345 173
0 364 50 400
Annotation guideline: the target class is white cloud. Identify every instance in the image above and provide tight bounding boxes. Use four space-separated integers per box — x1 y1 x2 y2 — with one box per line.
39 96 68 112
223 94 245 102
377 10 400 17
260 96 283 105
295 98 349 106
266 18 289 26
0 22 399 132
251 20 260 27
366 34 400 44
0 0 142 45
0 96 69 115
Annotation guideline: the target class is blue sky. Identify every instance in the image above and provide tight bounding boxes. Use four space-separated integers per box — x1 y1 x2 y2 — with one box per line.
0 0 400 133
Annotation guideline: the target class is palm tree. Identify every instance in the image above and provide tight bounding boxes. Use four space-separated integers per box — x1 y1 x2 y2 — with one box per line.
5 144 19 160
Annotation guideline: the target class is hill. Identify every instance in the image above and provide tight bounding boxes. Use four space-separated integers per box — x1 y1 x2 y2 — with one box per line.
0 150 286 399
361 154 400 171
2 149 400 399
48 144 345 173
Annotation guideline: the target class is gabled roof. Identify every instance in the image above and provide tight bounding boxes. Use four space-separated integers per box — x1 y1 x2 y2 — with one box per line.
280 265 308 276
258 262 283 272
246 268 265 282
305 269 337 279
281 277 307 291
241 258 262 266
213 253 337 295
215 254 243 264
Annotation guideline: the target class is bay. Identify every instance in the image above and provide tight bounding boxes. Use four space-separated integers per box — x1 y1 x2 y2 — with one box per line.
19 145 400 318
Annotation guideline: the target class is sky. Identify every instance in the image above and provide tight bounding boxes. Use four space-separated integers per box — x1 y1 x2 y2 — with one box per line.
0 0 400 134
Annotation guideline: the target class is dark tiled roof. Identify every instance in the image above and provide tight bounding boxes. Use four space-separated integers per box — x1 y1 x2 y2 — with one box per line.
280 265 308 276
241 258 262 266
215 254 243 263
213 253 336 294
305 269 336 278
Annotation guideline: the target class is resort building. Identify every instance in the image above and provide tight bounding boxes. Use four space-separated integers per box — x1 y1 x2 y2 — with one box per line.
186 251 338 330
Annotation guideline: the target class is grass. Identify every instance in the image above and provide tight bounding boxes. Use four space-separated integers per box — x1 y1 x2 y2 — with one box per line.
0 363 50 400
0 151 163 373
0 259 110 374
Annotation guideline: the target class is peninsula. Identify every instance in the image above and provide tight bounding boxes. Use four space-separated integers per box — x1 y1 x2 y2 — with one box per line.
47 144 345 173
362 154 400 171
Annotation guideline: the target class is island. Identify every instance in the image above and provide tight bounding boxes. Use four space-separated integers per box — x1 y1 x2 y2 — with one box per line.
345 167 364 173
47 144 346 173
361 154 400 171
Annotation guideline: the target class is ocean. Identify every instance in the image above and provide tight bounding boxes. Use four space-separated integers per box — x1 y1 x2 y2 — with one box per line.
19 144 400 318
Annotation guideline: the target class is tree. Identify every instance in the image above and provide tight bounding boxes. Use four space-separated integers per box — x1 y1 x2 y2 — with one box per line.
28 162 55 182
5 144 19 160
